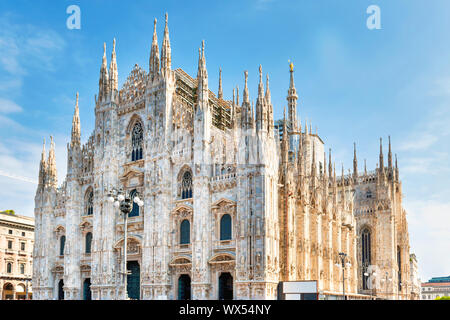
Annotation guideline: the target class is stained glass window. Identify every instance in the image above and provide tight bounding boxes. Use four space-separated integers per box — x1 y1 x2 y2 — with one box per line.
129 189 140 217
85 232 92 254
60 235 66 256
220 214 232 240
131 122 143 161
361 228 371 290
181 171 192 199
85 190 94 216
180 220 190 244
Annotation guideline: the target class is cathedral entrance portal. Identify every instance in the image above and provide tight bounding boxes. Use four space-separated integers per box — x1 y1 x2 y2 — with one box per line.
58 279 64 300
218 272 233 300
83 278 92 300
127 261 140 300
178 274 191 300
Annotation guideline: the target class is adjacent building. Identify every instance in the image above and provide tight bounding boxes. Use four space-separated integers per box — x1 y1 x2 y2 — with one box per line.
0 210 34 300
33 14 414 300
421 276 450 300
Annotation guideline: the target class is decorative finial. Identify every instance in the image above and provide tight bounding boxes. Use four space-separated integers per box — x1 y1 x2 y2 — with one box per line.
288 59 294 72
113 38 116 51
103 42 106 55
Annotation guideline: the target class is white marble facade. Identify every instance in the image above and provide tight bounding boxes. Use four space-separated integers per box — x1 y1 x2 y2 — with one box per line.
32 14 413 300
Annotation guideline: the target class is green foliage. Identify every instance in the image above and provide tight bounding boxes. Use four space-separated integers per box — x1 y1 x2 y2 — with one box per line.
435 296 450 300
0 210 15 215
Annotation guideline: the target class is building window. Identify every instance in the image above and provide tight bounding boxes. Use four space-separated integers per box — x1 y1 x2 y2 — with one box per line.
131 122 143 161
129 189 140 217
8 229 12 234
181 171 193 199
20 263 25 274
60 235 66 256
361 228 371 290
85 189 94 216
220 214 232 240
8 240 12 249
85 232 92 254
22 232 25 237
7 262 12 273
180 219 190 245
21 242 25 251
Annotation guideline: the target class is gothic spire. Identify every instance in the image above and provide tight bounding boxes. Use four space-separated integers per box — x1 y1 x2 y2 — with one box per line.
379 137 384 174
47 136 57 188
98 42 109 102
287 61 298 132
328 148 332 178
353 142 358 180
196 41 208 104
255 65 266 131
218 67 223 99
149 18 160 77
266 74 274 133
236 85 239 105
109 38 118 93
38 139 46 187
388 135 393 170
243 70 249 104
71 92 81 148
281 108 289 164
160 13 171 73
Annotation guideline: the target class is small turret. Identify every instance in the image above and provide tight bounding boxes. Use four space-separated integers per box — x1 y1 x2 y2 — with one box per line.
46 136 58 189
109 39 118 95
160 13 171 75
149 18 160 78
218 67 223 99
353 142 358 181
70 92 81 148
388 135 393 170
287 61 298 132
255 65 266 132
38 139 47 187
98 43 109 103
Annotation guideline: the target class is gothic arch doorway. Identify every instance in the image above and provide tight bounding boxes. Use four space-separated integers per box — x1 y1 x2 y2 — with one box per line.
178 274 191 300
127 261 140 300
58 279 64 300
83 278 92 300
218 272 233 300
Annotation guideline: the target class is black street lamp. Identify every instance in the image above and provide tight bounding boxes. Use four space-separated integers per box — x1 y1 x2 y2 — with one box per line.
107 188 143 300
335 252 351 300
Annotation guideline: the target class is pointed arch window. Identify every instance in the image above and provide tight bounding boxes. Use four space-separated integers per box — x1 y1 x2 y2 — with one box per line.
7 262 12 273
361 228 371 290
85 190 94 216
131 122 143 161
129 189 140 217
85 232 92 254
180 219 190 245
181 171 193 199
220 214 232 240
60 235 66 256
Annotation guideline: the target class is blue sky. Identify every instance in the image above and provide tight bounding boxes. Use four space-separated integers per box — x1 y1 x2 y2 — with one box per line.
0 0 449 282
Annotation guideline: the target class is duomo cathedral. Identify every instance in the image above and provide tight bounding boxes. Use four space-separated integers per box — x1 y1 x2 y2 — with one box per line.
32 14 414 300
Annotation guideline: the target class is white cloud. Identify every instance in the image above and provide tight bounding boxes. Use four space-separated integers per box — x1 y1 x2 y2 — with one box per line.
0 13 66 92
405 198 450 281
0 98 22 113
0 135 68 217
